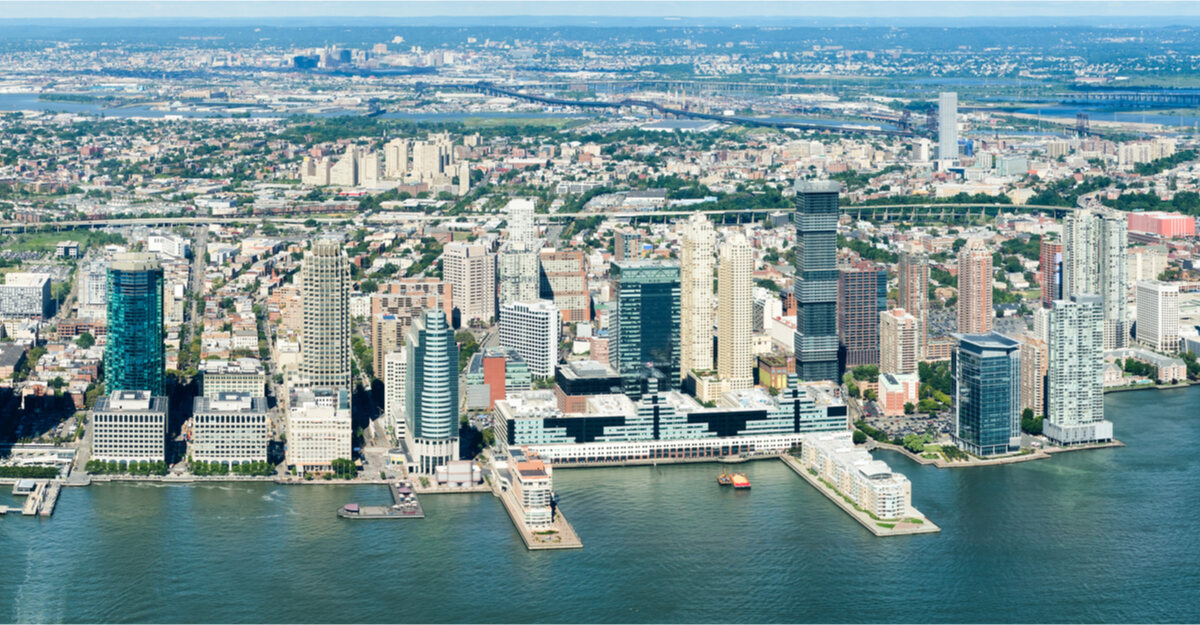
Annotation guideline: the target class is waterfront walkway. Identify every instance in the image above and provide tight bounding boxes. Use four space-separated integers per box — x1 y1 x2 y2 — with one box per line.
780 455 940 537
867 440 1125 469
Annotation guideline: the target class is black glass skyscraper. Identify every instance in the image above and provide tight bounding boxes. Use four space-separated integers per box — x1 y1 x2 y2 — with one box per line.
792 180 841 382
610 260 680 398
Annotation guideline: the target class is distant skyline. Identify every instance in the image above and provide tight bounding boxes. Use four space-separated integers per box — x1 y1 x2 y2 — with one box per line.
6 0 1200 22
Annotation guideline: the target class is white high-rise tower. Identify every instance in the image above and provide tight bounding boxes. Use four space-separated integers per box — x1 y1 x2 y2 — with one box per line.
1045 294 1112 445
679 214 715 379
938 92 958 161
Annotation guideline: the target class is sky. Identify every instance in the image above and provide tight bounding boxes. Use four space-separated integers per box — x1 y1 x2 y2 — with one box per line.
3 0 1200 21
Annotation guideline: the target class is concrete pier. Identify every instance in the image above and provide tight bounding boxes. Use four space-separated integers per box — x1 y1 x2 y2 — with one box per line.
781 455 940 537
496 485 582 550
336 481 425 520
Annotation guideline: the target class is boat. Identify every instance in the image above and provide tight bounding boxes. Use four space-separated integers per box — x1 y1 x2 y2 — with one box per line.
717 470 733 486
731 473 751 489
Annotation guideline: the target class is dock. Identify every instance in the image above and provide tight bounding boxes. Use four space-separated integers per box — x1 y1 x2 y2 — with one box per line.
336 481 425 520
780 455 940 537
20 481 60 517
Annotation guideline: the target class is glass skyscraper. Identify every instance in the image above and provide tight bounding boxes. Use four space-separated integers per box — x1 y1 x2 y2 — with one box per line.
952 332 1021 457
793 180 841 382
105 253 165 396
405 309 460 474
610 260 680 398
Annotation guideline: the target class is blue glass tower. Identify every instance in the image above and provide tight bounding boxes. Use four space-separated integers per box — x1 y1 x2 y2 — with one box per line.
610 260 681 398
105 254 165 396
793 180 841 382
405 309 460 474
952 332 1021 457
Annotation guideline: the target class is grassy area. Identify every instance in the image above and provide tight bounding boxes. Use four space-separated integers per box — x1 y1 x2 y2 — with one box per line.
876 522 896 529
458 117 585 130
4 230 124 253
904 518 925 525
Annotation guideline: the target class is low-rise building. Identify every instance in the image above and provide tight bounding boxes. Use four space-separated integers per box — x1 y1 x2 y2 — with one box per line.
190 393 269 465
91 391 168 463
200 358 267 398
878 372 919 417
0 273 53 319
285 388 352 473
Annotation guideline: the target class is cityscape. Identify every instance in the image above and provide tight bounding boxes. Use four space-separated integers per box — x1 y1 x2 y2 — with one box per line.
2 1 1200 623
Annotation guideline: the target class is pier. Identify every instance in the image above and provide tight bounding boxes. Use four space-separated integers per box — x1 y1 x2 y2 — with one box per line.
780 455 940 537
19 481 61 517
495 483 582 551
336 481 425 520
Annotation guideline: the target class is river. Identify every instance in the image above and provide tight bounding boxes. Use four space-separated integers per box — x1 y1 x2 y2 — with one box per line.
1 386 1197 623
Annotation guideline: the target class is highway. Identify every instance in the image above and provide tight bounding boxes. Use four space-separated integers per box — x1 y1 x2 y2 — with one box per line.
0 202 1080 234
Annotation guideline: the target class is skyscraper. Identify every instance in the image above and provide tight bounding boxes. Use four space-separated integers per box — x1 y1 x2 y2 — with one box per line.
938 92 958 161
442 242 496 325
1039 239 1063 308
498 198 541 307
1063 208 1127 349
499 300 561 379
300 238 351 393
957 238 993 335
611 260 681 397
879 308 919 375
793 180 841 382
897 243 929 359
952 332 1021 457
405 310 460 474
1018 333 1049 418
837 261 887 369
680 214 715 379
1045 294 1112 445
105 253 165 396
717 233 753 391
1136 280 1180 353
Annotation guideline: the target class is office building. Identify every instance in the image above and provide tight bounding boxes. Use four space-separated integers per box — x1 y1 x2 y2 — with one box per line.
199 358 266 399
838 261 887 368
499 300 561 379
1136 280 1180 353
494 382 847 465
538 249 590 322
1063 209 1128 349
105 254 165 396
938 92 959 161
496 448 555 527
897 243 929 359
300 239 352 393
465 347 532 411
506 198 537 247
442 242 496 325
952 332 1021 457
680 214 715 380
1018 334 1049 418
878 372 920 417
91 391 168 463
717 233 754 391
286 388 352 473
1039 239 1063 308
799 431 911 520
405 310 460 474
956 238 993 335
610 260 681 397
792 180 841 382
553 360 624 412
0 272 52 319
190 393 269 465
1046 295 1113 445
880 308 919 375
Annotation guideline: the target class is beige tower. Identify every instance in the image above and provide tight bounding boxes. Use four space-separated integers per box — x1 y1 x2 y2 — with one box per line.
957 238 993 335
879 308 918 375
442 242 496 325
679 213 715 379
300 238 352 392
717 233 753 391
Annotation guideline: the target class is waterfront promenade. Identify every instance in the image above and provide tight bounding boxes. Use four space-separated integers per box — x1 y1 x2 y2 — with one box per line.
867 439 1125 469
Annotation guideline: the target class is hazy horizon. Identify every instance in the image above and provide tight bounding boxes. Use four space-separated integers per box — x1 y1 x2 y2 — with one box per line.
5 0 1200 22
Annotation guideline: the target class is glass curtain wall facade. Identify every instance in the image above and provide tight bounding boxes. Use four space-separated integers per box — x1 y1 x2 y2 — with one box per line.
952 332 1021 456
610 261 681 398
105 254 165 396
793 181 841 382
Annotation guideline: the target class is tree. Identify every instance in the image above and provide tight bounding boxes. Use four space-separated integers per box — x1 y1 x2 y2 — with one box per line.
330 458 356 479
852 430 867 445
904 402 915 415
76 332 95 349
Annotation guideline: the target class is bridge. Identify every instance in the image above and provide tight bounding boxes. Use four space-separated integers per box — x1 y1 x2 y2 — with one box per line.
0 203 1076 234
460 82 909 136
1057 90 1200 108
